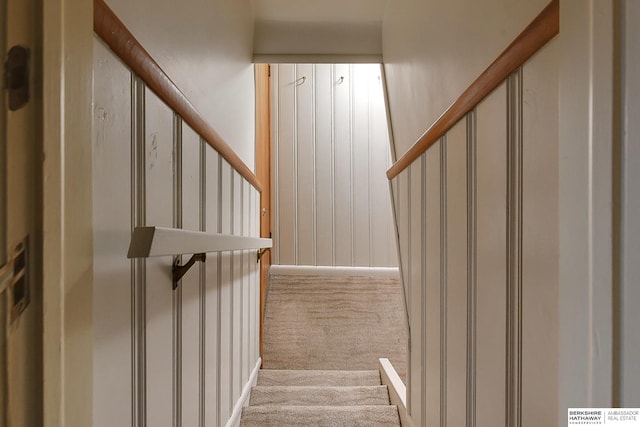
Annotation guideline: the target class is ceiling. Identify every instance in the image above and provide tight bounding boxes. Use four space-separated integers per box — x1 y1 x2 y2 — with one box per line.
251 0 389 23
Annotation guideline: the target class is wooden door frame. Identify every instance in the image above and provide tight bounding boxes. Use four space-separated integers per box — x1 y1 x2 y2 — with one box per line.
254 63 271 358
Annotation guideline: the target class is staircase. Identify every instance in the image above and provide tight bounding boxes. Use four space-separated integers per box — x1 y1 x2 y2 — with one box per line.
240 369 401 426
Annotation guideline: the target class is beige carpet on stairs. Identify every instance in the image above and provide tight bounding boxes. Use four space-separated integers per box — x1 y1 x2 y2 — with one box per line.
240 267 406 426
240 369 401 427
262 268 407 380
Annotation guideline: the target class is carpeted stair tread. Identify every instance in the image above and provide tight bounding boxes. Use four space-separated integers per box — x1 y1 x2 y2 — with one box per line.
257 369 381 386
239 405 401 427
249 385 390 406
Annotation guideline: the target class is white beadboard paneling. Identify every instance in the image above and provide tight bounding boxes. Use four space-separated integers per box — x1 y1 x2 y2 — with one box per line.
370 68 395 268
276 65 296 264
273 64 395 267
424 141 441 427
389 39 560 427
314 64 334 266
181 125 201 427
352 64 371 266
92 39 133 427
445 120 468 427
296 64 316 265
219 161 233 422
204 149 220 426
522 42 559 426
333 63 354 266
249 188 258 366
397 169 410 309
242 181 251 386
144 88 175 427
475 83 507 427
408 158 424 421
232 172 243 402
94 43 263 427
254 189 261 362
271 63 281 265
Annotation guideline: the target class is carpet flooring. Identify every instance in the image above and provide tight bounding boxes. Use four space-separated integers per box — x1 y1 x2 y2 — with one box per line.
262 268 408 380
240 369 401 427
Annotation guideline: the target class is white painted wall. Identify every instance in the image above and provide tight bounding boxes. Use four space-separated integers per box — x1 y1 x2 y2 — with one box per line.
382 0 548 158
104 0 256 171
253 21 382 62
92 37 261 427
251 0 386 63
271 64 397 268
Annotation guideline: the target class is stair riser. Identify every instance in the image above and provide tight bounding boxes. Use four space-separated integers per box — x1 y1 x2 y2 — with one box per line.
257 369 381 387
249 385 390 406
240 405 401 427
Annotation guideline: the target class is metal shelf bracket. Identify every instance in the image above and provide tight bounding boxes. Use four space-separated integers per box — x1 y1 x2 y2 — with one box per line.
172 253 206 289
257 247 270 263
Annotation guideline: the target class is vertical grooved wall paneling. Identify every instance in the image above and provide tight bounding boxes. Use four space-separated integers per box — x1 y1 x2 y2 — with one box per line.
173 113 183 427
408 156 424 420
92 41 262 427
388 41 559 427
466 110 477 427
181 124 201 427
476 83 507 427
92 38 133 427
272 64 397 267
199 139 206 427
506 69 524 427
204 149 220 427
296 64 314 265
219 160 233 423
445 120 468 427
145 87 174 427
521 41 558 426
439 136 448 427
134 77 148 427
232 171 242 402
425 140 441 427
145 90 177 426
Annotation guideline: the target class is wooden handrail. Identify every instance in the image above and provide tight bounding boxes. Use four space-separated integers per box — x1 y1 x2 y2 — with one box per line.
386 0 559 180
94 0 262 192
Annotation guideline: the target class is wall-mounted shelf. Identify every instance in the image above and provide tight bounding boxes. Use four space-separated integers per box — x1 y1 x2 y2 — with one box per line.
127 226 272 258
127 226 272 289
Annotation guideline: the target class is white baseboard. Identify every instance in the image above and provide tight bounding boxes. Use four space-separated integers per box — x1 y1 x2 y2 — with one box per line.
379 358 412 427
225 357 262 427
270 265 400 278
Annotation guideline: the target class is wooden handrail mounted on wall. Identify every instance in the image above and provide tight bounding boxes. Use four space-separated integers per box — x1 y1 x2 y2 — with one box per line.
386 0 559 180
93 0 262 192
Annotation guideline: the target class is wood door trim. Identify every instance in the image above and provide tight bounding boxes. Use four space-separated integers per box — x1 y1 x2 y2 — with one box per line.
254 64 271 357
93 0 262 192
386 0 559 180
